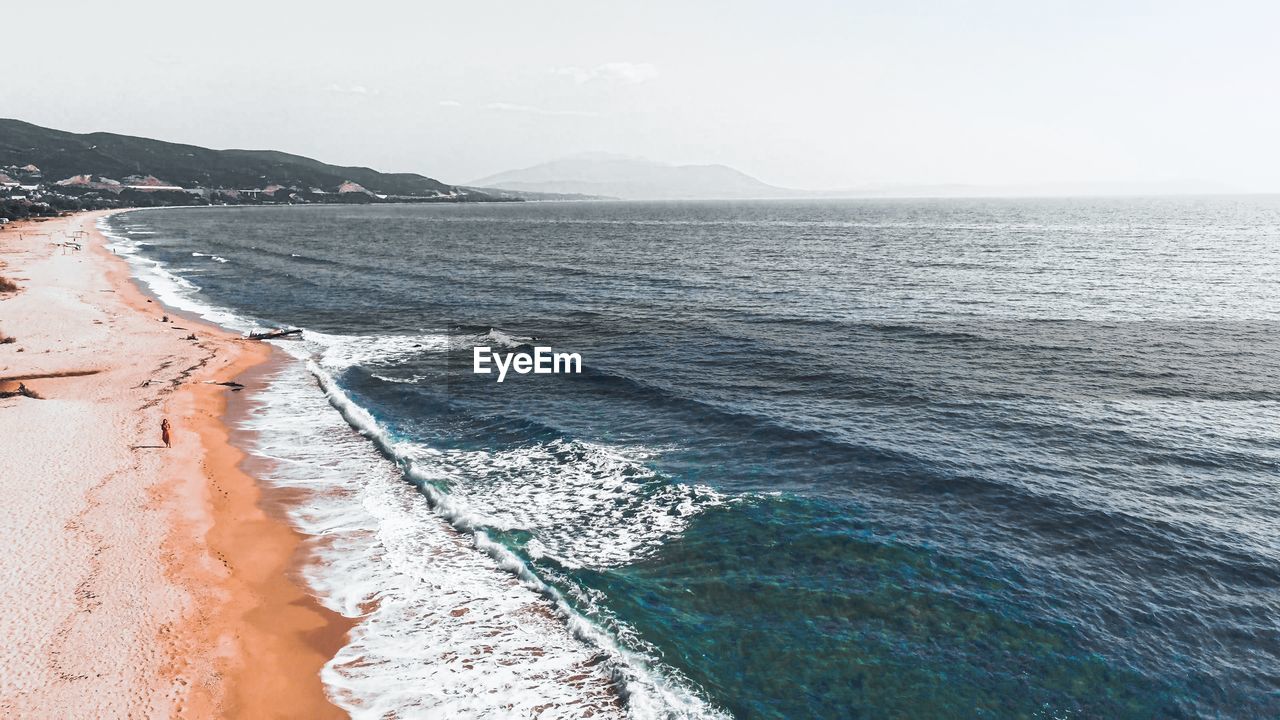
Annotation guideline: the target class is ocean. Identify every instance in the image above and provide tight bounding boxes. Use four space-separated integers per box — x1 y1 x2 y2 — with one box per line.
103 198 1280 719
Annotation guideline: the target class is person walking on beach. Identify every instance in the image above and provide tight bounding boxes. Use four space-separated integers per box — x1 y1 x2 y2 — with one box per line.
161 418 172 448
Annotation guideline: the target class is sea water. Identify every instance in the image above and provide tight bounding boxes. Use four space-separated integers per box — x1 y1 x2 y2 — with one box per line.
104 198 1280 719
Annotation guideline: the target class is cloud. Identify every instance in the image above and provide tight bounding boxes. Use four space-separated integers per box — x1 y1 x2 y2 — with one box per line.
483 102 600 117
553 62 659 85
438 100 463 107
326 84 377 96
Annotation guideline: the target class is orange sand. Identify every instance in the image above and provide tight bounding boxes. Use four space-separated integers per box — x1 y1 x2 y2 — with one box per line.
0 211 349 717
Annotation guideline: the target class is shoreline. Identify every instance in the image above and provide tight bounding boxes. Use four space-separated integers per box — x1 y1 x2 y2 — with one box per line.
0 211 348 716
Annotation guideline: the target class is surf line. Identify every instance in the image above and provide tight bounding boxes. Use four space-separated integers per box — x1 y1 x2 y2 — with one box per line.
473 346 582 383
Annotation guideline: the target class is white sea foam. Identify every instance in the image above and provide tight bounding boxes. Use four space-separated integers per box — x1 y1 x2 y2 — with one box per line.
302 330 449 368
244 363 629 718
480 327 534 349
410 441 728 569
191 251 229 263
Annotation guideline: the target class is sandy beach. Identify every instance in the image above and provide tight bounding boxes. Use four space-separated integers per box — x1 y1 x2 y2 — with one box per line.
0 211 348 717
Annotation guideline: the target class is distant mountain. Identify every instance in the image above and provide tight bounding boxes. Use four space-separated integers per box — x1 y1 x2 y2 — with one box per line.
0 118 482 199
469 153 795 200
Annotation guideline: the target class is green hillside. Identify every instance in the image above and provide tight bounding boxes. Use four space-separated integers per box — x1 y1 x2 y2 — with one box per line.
0 118 461 197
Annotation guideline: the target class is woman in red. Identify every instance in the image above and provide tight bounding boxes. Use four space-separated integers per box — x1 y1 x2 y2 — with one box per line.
160 418 172 448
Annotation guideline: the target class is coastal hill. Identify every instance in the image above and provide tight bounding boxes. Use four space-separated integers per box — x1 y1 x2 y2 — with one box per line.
0 118 485 203
470 152 796 200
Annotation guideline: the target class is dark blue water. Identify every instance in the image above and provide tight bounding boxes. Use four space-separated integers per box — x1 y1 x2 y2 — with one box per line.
109 199 1280 719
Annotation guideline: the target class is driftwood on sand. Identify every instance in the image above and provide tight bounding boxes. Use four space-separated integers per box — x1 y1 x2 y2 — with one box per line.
247 328 302 341
0 382 42 399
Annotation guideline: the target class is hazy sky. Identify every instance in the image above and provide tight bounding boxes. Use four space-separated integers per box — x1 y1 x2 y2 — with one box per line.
10 1 1280 190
